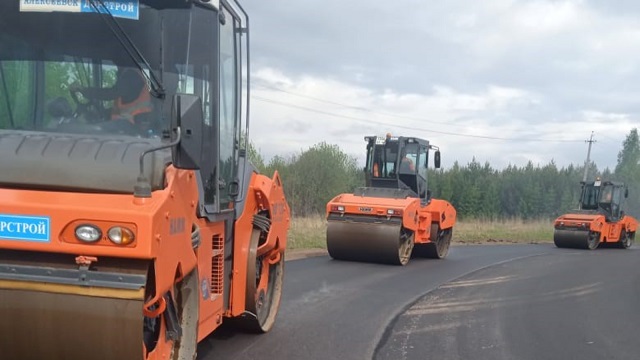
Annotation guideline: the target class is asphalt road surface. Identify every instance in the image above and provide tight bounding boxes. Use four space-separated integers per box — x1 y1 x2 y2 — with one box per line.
376 245 640 360
199 244 552 360
198 244 640 360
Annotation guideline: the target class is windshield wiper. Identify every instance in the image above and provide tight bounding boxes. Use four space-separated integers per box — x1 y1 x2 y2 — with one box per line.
87 0 165 98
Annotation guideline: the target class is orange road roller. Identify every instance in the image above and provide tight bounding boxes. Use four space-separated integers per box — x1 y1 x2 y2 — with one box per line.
0 1 290 359
326 135 457 265
554 179 637 250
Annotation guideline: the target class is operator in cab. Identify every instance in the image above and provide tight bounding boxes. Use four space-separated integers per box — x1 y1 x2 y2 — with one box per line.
70 66 153 130
400 156 415 173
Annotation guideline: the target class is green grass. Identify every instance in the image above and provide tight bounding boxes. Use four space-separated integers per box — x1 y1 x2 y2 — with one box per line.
453 218 554 244
288 216 328 250
287 216 554 250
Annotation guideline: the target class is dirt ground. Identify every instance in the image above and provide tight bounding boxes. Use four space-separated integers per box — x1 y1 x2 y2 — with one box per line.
285 248 328 261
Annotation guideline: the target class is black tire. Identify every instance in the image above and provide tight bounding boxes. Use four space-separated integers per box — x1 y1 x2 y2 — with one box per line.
397 231 415 266
232 229 285 333
413 225 452 259
618 230 634 249
586 231 600 250
170 270 199 360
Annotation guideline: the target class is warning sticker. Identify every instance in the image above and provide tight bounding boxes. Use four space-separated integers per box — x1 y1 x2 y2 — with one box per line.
19 0 139 20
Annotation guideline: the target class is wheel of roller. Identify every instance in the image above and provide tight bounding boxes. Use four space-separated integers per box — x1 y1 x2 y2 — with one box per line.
143 269 199 360
235 229 284 333
429 227 452 259
414 225 452 259
397 229 415 266
586 231 600 250
617 230 634 249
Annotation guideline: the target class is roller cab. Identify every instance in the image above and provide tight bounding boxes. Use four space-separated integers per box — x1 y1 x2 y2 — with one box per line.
554 180 638 250
0 1 290 359
326 135 456 265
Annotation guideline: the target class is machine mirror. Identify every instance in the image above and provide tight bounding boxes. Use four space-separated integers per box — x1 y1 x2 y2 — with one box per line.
171 94 204 170
434 150 441 169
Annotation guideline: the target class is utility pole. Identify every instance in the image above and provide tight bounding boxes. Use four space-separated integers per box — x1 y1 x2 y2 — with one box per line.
582 131 596 182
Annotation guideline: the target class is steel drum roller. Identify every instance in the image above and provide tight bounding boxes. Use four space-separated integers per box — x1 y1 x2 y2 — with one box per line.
0 284 145 360
553 229 594 249
327 220 410 265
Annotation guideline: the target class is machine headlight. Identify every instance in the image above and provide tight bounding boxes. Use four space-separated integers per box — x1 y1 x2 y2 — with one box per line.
75 224 102 243
107 226 136 245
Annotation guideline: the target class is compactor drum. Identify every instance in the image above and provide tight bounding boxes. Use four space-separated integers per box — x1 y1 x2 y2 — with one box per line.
553 180 637 250
0 1 290 359
327 215 415 265
326 135 456 265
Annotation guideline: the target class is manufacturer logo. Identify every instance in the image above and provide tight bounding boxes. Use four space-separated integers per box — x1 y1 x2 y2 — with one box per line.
0 214 50 243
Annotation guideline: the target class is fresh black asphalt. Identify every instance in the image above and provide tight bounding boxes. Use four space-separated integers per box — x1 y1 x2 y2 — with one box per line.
199 244 556 359
375 245 640 360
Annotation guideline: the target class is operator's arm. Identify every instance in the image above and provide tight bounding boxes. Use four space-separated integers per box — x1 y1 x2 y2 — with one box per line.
74 69 145 102
115 71 146 103
78 86 119 101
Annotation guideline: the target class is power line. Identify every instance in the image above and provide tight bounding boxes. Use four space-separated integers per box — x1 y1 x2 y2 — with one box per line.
253 83 470 129
598 133 622 145
252 95 585 143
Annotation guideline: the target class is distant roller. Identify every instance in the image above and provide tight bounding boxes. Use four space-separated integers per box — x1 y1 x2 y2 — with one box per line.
325 135 457 266
553 179 637 251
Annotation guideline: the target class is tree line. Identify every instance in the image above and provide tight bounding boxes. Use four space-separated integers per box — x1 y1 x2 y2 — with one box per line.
248 129 640 220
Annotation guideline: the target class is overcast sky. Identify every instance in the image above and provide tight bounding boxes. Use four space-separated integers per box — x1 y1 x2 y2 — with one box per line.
242 0 638 170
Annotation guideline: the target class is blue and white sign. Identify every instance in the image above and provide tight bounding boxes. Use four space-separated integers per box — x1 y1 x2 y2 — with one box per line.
0 214 50 243
80 0 139 20
20 0 139 20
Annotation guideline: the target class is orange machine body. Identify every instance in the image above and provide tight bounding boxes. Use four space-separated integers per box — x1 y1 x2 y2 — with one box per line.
554 213 638 244
0 1 290 359
327 194 456 245
553 180 637 250
325 135 457 265
0 166 289 359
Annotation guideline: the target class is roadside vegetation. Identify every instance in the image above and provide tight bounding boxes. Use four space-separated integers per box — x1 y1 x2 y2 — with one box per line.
247 129 639 249
287 216 554 250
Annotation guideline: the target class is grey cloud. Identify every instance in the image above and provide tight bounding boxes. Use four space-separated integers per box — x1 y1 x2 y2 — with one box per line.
246 0 640 98
243 0 638 169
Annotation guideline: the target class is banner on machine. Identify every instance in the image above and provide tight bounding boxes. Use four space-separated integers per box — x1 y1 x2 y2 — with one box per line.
19 0 139 20
0 214 50 243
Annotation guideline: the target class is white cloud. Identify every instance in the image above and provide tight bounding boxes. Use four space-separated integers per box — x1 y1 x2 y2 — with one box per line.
513 0 587 34
249 67 626 170
244 0 639 172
